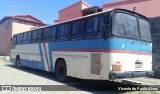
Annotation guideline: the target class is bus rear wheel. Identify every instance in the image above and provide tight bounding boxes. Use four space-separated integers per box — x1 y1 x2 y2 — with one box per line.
55 60 67 82
16 56 21 67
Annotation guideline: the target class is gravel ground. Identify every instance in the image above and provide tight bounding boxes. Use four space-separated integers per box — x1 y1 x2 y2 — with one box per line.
0 59 118 94
0 58 160 94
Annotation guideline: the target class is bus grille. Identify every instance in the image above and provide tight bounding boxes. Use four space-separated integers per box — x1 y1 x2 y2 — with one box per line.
90 53 101 75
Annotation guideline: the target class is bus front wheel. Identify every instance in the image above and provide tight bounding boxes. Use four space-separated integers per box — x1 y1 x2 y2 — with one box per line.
55 60 67 82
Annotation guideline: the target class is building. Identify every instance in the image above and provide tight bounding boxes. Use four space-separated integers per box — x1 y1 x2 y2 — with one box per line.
0 15 46 55
54 0 160 24
55 0 160 23
103 0 160 18
54 0 91 24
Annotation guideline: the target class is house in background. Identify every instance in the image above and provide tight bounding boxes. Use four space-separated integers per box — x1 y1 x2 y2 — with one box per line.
102 0 160 18
0 15 46 56
55 0 160 24
54 0 91 24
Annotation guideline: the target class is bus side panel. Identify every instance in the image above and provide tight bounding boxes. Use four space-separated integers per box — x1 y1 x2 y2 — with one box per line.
11 44 47 71
50 52 71 75
51 51 105 80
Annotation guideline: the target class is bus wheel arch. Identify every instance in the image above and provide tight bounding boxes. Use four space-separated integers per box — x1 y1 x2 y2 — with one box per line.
16 55 21 66
55 58 67 82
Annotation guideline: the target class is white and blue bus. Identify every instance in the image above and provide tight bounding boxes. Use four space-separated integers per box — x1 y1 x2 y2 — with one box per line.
11 9 153 81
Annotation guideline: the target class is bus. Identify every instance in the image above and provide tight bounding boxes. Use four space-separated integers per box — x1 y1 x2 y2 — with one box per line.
10 9 153 82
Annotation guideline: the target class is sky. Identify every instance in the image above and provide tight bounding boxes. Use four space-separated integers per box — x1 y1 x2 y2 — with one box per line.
0 0 113 24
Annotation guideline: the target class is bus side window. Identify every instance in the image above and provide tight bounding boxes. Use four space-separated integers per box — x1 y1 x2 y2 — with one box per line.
48 26 56 41
105 14 110 36
72 20 85 39
16 34 20 44
86 15 104 38
42 28 49 42
31 30 38 43
26 32 31 43
56 23 71 41
12 35 17 45
11 35 17 48
23 33 27 44
17 34 23 44
37 29 42 42
21 33 24 43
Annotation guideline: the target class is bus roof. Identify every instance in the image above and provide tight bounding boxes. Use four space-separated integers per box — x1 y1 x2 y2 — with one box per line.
54 8 149 25
15 8 149 35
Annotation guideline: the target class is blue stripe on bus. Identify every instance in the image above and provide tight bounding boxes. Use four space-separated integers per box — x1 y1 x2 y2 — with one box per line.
48 45 54 72
20 59 44 70
48 37 152 53
38 43 46 71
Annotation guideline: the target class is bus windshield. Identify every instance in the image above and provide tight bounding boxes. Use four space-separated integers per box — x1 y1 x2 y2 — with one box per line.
112 12 151 41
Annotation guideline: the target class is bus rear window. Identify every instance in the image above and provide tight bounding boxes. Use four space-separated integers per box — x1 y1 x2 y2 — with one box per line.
112 13 139 38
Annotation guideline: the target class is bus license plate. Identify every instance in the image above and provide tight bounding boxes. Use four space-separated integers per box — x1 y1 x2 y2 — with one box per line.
135 62 143 68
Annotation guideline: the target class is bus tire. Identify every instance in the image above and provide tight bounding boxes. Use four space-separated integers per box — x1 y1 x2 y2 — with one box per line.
55 60 67 82
16 55 21 67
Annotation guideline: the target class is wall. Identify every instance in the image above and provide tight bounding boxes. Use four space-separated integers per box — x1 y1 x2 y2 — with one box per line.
54 1 90 24
103 0 160 18
59 3 82 22
0 19 12 55
150 17 160 78
12 19 40 35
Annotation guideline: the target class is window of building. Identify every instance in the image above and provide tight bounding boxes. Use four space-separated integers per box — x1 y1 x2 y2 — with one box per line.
72 20 85 39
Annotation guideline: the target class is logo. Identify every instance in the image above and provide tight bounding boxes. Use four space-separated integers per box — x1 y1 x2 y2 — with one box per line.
2 86 11 91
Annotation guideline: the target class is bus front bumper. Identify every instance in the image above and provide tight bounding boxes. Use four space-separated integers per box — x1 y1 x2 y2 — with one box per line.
109 71 154 79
